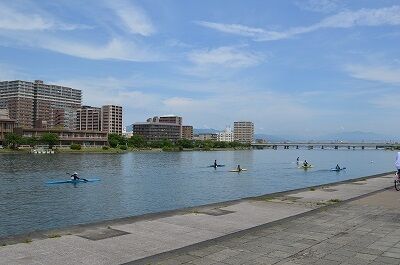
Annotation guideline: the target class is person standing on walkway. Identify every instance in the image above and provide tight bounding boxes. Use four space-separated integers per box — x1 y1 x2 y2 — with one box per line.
395 152 400 176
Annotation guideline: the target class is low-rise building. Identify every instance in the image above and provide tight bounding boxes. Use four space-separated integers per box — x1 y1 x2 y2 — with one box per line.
193 133 218 141
217 127 234 142
14 127 108 146
0 109 16 145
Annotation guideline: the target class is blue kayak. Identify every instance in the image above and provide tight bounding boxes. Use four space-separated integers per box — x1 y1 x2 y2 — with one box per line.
46 178 100 184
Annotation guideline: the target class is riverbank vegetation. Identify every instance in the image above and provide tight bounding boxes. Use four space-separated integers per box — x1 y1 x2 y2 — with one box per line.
1 132 250 153
108 134 251 151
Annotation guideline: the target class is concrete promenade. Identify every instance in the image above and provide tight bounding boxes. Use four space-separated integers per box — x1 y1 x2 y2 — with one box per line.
0 173 396 265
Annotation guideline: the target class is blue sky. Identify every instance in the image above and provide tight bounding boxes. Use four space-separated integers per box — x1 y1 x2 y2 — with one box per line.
0 0 400 136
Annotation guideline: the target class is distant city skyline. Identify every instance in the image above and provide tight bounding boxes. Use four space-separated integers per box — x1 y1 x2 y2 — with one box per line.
0 0 399 136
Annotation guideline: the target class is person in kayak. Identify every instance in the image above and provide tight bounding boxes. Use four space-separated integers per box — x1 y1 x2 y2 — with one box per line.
70 172 88 182
237 165 242 172
336 164 341 170
296 157 300 162
214 160 218 168
303 160 309 167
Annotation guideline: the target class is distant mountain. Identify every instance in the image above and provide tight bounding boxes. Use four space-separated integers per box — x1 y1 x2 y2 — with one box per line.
255 131 398 143
194 128 220 134
315 131 395 142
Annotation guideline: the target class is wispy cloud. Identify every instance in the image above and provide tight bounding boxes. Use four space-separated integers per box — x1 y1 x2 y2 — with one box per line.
38 37 162 62
105 0 155 36
295 0 341 13
197 5 400 41
188 46 263 68
182 46 264 77
345 64 400 85
0 3 90 31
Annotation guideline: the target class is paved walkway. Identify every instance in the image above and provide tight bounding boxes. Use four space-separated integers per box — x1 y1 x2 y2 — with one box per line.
0 173 395 265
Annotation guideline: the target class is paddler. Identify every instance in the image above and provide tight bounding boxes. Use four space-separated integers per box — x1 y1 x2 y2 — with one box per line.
237 165 242 172
214 160 218 168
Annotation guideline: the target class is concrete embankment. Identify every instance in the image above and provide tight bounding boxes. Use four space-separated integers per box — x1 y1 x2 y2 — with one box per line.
0 172 395 265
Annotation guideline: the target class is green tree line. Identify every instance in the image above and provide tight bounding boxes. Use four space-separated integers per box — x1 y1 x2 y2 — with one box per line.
3 132 59 149
108 133 250 150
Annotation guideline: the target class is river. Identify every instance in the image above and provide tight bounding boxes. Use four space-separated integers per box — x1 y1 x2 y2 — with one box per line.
0 149 396 237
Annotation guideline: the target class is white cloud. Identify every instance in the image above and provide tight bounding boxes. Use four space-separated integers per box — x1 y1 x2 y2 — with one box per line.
188 46 263 68
345 64 400 85
197 5 400 41
38 37 162 62
106 0 155 36
296 0 341 13
0 3 90 31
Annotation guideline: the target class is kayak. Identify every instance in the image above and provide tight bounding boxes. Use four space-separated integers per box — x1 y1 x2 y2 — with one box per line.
229 169 247 172
331 167 346 171
209 165 225 167
300 165 313 169
46 178 100 184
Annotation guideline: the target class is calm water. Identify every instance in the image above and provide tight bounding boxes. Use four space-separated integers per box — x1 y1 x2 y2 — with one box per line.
0 149 396 237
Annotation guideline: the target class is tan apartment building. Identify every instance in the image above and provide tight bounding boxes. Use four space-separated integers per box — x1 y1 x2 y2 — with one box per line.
182 125 193 140
76 106 102 131
101 105 123 134
234 121 254 144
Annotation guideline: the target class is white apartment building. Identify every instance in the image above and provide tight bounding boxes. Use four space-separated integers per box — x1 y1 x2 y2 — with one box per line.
217 126 234 142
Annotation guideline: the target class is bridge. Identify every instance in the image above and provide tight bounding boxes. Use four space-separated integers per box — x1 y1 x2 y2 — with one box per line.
251 142 400 150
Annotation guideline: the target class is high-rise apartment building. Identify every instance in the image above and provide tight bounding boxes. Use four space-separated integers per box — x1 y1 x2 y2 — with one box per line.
76 106 102 131
182 125 193 140
33 80 81 129
101 105 123 134
0 80 35 128
233 121 254 144
0 80 81 129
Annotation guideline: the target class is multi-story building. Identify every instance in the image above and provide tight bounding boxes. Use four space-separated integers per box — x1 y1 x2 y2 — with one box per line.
182 125 193 140
0 109 16 145
14 127 108 147
193 133 218 141
217 126 234 142
0 80 81 129
133 115 183 142
0 80 35 128
33 80 81 129
101 105 123 134
233 121 254 144
76 106 102 131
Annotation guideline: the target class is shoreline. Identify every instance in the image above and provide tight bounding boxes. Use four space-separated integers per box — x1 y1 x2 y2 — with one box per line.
0 170 392 245
0 147 252 154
